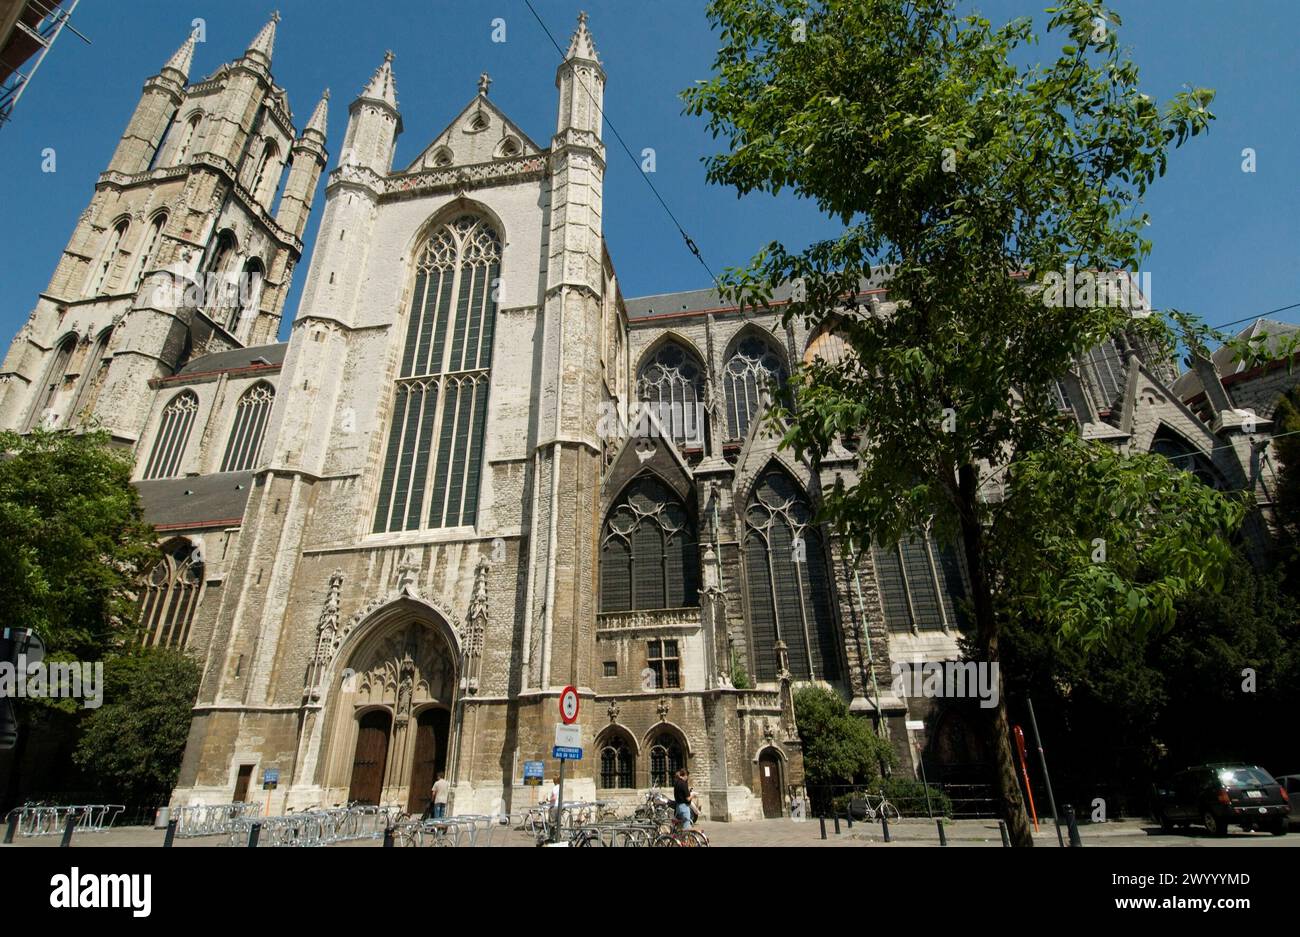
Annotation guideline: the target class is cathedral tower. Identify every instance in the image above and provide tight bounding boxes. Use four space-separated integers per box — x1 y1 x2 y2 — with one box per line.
0 14 324 444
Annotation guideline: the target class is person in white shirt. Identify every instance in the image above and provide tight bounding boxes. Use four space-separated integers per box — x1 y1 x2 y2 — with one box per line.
431 772 450 818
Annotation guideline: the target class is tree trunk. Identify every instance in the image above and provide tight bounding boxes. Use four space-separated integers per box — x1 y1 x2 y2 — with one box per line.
956 462 1034 847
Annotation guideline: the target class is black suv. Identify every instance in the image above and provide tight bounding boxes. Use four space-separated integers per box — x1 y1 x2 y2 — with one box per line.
1152 764 1290 836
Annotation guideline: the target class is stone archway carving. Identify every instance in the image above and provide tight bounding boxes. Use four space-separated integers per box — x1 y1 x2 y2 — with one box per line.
314 603 461 808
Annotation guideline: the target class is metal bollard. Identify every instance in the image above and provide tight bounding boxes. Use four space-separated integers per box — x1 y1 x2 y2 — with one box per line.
59 811 77 847
163 818 177 848
3 812 17 844
846 807 853 829
936 818 947 846
383 826 394 848
1064 805 1083 847
880 811 891 842
833 813 841 834
819 815 826 840
998 819 1010 847
247 822 261 847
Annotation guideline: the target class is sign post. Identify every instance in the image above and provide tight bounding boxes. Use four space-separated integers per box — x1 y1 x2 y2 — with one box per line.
262 768 279 817
550 688 581 843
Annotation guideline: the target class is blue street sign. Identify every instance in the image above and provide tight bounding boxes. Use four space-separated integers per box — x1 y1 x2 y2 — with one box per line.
263 768 280 783
523 760 545 785
552 746 582 760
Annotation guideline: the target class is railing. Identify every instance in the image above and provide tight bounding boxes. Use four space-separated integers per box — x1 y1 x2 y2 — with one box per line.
3 803 125 836
222 805 398 847
172 802 263 838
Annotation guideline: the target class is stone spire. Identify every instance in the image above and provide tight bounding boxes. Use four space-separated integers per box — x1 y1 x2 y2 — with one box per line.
565 10 600 63
161 32 196 82
359 50 398 108
244 11 279 67
305 88 329 138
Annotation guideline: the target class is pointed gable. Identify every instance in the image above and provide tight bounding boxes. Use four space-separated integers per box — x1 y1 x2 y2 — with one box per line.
402 94 543 172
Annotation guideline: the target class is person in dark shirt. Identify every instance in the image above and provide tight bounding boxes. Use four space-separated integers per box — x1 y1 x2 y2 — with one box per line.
672 768 693 829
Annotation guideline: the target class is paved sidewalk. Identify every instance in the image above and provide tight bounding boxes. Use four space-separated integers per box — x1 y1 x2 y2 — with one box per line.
3 817 1294 848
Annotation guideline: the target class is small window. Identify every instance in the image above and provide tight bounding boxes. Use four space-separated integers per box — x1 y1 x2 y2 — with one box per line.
647 639 680 690
603 661 617 678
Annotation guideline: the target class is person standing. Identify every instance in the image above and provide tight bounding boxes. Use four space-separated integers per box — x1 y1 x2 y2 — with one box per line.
672 768 693 830
431 771 450 819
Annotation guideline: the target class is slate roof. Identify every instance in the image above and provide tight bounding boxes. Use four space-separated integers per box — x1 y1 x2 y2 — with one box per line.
624 273 891 321
134 471 255 530
176 343 288 377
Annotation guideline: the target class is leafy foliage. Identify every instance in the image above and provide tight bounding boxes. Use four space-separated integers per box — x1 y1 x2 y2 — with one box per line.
794 685 894 788
72 648 201 807
994 436 1246 647
998 550 1300 814
0 429 157 661
683 0 1235 844
1270 385 1300 588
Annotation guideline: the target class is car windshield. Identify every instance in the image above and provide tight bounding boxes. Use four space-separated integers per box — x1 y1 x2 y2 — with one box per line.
1216 767 1274 787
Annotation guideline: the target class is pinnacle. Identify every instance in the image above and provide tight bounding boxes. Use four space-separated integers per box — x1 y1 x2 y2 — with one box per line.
358 51 398 109
162 31 196 81
244 11 279 66
305 88 329 137
564 10 600 63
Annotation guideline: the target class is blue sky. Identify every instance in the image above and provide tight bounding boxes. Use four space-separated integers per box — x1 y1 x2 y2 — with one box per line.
0 0 1296 346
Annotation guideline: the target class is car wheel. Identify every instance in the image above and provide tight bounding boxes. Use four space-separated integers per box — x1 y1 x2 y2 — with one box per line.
1268 820 1287 836
1158 811 1175 832
1202 811 1227 837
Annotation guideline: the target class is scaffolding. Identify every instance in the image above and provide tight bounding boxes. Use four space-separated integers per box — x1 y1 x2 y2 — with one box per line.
0 0 87 128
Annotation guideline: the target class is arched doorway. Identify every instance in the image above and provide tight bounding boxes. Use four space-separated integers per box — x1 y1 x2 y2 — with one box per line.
321 606 459 809
407 708 450 813
758 748 784 818
349 710 392 805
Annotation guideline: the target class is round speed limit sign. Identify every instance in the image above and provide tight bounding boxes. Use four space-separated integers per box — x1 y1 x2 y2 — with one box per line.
559 685 580 724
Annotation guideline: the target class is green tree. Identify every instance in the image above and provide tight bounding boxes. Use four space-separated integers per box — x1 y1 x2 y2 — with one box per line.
684 0 1236 844
1269 385 1300 589
0 428 157 660
794 685 894 791
998 550 1299 813
72 648 201 807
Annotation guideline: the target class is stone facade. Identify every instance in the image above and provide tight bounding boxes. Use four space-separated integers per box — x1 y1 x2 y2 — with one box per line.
1 13 1293 821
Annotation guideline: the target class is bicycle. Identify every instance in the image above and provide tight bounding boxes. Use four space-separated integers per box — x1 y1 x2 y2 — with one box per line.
861 791 901 823
652 813 709 847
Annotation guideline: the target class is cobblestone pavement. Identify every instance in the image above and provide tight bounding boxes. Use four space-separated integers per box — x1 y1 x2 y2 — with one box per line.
2 817 1296 848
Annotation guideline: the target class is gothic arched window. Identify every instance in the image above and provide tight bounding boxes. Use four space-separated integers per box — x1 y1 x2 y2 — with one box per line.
744 468 840 681
600 475 700 613
173 113 201 166
143 390 199 479
1152 431 1224 489
636 341 706 449
251 141 279 203
70 328 113 426
723 333 786 441
88 220 130 296
228 258 264 332
373 215 500 532
1086 336 1127 410
204 230 238 322
138 538 203 648
220 382 274 472
131 213 168 293
597 730 636 789
25 335 76 431
872 533 970 633
648 732 685 788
